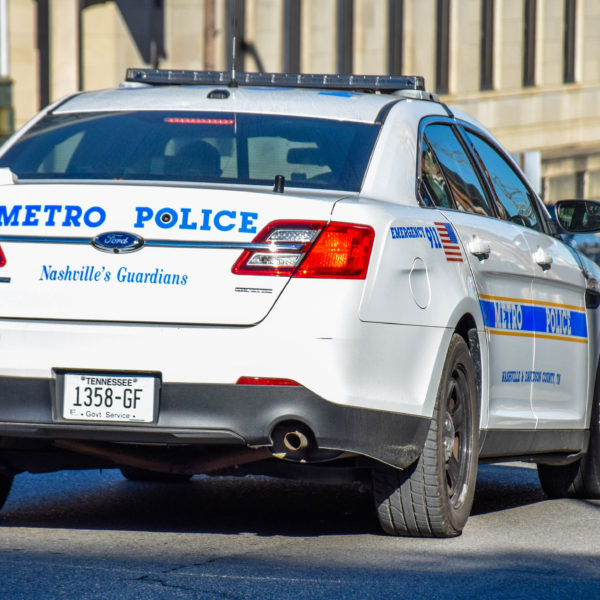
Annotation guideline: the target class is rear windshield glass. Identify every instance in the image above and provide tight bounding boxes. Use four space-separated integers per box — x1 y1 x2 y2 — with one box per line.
0 111 379 192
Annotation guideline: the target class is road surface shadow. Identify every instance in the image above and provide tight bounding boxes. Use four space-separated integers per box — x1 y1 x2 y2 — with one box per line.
0 471 379 535
471 463 546 515
0 463 548 535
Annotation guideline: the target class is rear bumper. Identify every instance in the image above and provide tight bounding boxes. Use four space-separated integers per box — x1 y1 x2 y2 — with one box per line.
0 376 430 469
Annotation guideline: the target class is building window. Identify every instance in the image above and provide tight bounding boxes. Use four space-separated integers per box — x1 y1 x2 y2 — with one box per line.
337 0 353 74
388 0 403 75
436 0 450 94
576 171 587 199
564 0 576 83
284 0 301 73
523 0 536 87
480 0 494 90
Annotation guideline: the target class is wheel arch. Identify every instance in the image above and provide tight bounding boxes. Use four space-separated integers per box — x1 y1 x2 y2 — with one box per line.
455 314 482 404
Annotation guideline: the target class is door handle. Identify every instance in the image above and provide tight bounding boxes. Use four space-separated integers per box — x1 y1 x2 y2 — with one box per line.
533 247 553 269
468 237 491 259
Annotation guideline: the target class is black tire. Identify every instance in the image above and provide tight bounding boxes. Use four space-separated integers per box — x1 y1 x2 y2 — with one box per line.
373 334 479 537
120 466 192 483
537 369 600 499
0 474 13 511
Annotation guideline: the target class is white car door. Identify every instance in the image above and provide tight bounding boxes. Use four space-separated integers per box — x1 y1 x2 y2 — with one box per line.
420 122 536 430
464 130 589 430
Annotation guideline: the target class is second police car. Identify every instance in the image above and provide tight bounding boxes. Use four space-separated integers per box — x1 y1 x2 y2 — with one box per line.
0 69 598 537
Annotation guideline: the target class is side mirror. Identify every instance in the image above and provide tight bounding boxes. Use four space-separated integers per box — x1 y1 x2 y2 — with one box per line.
554 199 600 233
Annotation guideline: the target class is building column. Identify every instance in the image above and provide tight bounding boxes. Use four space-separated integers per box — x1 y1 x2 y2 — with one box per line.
50 0 79 101
0 0 12 141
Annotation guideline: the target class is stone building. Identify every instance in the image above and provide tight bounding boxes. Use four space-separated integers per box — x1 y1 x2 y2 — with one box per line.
1 0 599 202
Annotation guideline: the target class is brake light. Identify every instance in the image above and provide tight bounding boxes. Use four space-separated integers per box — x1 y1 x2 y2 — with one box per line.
236 377 300 386
163 117 234 125
295 222 374 279
0 246 5 267
232 220 374 279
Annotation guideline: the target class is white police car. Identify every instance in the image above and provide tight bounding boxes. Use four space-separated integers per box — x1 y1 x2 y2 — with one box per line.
0 69 598 538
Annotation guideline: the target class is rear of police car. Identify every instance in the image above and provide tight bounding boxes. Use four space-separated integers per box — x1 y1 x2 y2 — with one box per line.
0 71 433 514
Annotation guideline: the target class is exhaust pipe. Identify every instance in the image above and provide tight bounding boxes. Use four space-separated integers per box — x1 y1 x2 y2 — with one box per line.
270 421 316 460
283 430 309 452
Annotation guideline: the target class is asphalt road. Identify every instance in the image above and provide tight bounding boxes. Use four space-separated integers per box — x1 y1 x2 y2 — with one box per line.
0 463 598 600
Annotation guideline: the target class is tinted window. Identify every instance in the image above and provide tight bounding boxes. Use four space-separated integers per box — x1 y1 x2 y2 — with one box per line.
466 130 542 231
421 138 453 208
0 111 379 192
424 124 493 216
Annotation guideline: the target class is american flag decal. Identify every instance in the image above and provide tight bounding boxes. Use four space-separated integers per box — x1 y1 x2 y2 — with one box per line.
434 222 463 262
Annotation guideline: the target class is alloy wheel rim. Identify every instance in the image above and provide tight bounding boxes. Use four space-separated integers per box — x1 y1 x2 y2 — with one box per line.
443 363 472 509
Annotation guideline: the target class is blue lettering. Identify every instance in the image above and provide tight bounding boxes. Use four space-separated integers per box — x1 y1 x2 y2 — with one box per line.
0 205 21 226
155 207 178 229
43 205 62 226
134 207 153 228
83 207 106 228
39 265 52 280
179 208 197 230
131 207 259 232
23 205 41 226
239 211 258 234
62 205 82 227
214 210 236 231
199 209 212 231
424 226 441 248
389 226 427 240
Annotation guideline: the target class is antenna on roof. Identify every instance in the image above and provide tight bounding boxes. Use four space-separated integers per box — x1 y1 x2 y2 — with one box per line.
229 33 238 87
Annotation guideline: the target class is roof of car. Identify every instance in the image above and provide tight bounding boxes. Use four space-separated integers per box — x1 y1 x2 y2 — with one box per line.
54 84 408 124
52 69 440 124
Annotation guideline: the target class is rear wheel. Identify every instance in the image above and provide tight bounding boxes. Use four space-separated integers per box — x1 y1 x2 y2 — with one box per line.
120 466 192 483
537 372 600 499
0 474 13 511
373 334 479 537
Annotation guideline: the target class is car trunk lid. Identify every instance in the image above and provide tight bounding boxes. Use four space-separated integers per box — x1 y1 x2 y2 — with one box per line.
0 182 340 325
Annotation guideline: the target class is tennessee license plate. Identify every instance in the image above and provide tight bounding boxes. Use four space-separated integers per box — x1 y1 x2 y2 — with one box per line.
62 373 157 423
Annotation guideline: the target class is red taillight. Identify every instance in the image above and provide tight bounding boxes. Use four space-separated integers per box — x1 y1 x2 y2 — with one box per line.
163 117 235 125
236 377 301 386
295 222 374 279
0 246 6 267
232 220 374 279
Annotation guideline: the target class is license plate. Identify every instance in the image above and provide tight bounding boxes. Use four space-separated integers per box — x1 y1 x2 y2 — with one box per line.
62 373 157 423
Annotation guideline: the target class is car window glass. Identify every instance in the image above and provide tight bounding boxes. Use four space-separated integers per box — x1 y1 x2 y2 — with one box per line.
421 138 453 208
423 124 493 216
248 138 331 182
0 111 379 192
466 131 542 231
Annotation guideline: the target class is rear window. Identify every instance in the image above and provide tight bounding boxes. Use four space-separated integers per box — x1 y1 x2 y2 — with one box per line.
0 111 379 192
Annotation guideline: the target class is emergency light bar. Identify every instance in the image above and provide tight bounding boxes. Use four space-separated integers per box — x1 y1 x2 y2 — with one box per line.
125 68 426 94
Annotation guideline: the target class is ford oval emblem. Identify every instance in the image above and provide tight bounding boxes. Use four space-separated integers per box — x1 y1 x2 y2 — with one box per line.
92 231 144 254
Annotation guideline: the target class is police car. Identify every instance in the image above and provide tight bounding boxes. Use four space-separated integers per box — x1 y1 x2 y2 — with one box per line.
0 69 598 538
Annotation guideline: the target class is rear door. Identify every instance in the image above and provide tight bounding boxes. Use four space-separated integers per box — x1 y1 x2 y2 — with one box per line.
463 130 589 430
420 121 537 430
